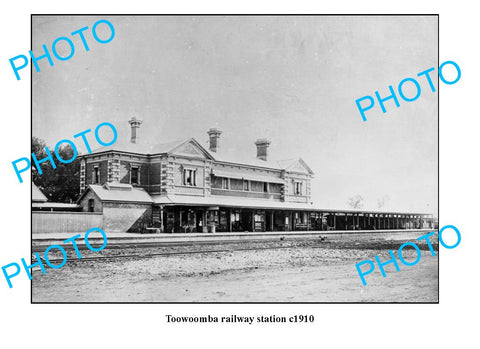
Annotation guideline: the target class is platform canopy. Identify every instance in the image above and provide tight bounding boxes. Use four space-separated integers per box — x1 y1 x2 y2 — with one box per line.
151 194 432 216
152 194 316 211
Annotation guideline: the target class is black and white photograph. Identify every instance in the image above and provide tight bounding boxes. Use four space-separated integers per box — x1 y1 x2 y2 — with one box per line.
4 1 480 348
30 15 439 303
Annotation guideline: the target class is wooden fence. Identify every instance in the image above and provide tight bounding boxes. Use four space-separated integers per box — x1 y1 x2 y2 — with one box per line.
32 211 103 234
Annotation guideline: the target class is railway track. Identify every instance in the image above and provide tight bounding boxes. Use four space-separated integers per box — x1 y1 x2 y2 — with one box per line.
32 230 435 265
33 228 423 252
36 242 328 264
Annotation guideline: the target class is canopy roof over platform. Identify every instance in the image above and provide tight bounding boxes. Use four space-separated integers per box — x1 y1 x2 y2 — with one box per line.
151 194 432 216
152 194 315 211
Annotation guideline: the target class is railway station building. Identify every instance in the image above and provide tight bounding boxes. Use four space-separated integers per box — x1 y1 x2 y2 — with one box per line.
77 118 435 233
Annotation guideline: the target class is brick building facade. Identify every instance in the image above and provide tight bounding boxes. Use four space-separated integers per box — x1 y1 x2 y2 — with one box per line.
77 117 434 233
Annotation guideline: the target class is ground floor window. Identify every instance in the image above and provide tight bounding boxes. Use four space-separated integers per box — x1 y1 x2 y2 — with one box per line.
219 210 227 229
208 210 219 226
295 212 307 224
254 212 265 231
310 212 324 230
294 212 308 230
231 211 242 231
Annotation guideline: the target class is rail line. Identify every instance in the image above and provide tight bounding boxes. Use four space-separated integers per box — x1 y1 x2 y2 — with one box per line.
33 230 435 264
32 228 426 253
37 243 328 264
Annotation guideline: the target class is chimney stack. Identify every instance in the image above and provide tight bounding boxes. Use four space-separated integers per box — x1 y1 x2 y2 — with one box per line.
207 128 222 152
255 138 271 161
128 117 142 144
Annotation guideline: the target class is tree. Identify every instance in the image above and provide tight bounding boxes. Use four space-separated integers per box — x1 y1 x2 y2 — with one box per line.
347 195 364 209
32 136 81 203
31 136 46 185
377 195 390 209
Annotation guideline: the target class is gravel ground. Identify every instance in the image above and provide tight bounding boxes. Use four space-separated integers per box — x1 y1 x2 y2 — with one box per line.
31 232 439 302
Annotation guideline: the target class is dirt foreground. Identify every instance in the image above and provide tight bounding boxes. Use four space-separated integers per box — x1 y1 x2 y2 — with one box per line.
32 234 438 302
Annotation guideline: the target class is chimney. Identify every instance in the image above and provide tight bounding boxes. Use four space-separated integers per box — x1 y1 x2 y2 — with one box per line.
128 117 142 144
207 128 222 152
255 138 271 161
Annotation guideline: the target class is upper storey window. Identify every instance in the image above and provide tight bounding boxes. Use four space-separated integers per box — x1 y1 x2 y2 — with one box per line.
93 166 100 184
294 181 303 196
222 177 229 189
183 168 197 186
131 166 140 185
263 182 269 193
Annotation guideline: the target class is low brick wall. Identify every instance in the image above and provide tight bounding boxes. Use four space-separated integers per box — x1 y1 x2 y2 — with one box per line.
32 211 103 234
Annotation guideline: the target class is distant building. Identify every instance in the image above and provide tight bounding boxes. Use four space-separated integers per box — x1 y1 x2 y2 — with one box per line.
32 183 80 212
77 117 433 233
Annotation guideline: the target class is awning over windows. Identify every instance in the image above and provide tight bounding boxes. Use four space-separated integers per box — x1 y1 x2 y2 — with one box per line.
211 169 285 184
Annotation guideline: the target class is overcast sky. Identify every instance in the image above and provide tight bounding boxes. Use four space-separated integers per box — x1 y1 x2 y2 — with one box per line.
32 15 438 215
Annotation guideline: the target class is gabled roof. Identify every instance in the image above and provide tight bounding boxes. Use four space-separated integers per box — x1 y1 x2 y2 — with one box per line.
77 184 153 204
86 137 215 160
167 138 215 159
207 147 283 169
32 183 48 202
104 183 136 190
277 158 314 175
209 148 314 175
87 138 183 155
84 129 314 174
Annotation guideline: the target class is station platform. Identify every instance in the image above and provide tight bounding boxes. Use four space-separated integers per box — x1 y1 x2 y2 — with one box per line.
32 229 435 246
